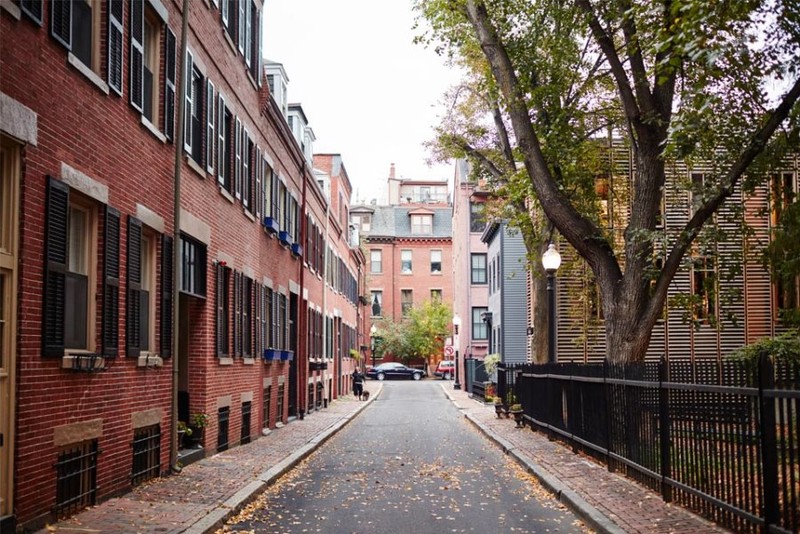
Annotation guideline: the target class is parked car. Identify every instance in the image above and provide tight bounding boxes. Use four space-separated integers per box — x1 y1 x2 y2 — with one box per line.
434 360 455 379
366 362 424 381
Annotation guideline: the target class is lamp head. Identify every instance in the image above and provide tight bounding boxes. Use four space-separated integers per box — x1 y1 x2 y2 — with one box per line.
542 243 562 273
370 324 377 336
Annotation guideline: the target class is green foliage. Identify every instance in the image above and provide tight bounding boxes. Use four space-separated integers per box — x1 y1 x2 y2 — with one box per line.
414 0 800 362
177 421 192 436
728 330 800 365
505 391 517 405
190 413 209 429
375 299 452 364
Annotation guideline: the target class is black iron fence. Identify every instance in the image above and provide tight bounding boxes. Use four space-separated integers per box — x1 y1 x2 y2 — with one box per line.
514 357 799 533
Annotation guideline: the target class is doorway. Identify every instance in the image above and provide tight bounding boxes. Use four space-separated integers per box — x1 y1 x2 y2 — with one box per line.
0 136 20 525
288 293 298 417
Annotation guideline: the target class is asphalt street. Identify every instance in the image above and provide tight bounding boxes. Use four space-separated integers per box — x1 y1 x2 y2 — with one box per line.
220 380 590 534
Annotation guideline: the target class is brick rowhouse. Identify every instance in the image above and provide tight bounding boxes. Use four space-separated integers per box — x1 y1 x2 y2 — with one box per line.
0 0 366 529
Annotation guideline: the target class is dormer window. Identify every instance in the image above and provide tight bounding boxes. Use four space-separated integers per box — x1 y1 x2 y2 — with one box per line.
411 214 433 234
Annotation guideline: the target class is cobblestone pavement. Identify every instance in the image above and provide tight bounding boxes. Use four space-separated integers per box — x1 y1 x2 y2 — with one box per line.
37 381 728 533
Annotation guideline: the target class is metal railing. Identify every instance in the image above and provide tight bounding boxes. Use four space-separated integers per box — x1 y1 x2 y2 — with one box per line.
515 357 799 533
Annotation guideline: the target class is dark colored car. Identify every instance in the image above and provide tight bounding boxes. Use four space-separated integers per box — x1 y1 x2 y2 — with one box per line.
366 362 424 381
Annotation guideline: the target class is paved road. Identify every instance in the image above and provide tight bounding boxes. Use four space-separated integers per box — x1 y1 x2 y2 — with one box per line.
220 381 590 533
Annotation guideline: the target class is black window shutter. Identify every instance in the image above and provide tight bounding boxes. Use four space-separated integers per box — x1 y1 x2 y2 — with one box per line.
102 206 121 357
129 0 145 112
164 28 177 141
107 0 124 95
126 216 143 357
254 283 261 358
20 0 43 25
50 0 71 49
233 271 241 357
160 235 173 358
42 176 69 357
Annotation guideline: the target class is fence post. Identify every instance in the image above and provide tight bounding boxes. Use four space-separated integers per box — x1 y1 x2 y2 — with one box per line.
604 359 613 472
758 353 778 530
658 357 672 502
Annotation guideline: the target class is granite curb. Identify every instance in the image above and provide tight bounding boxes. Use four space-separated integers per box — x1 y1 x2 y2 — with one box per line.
184 386 382 534
443 385 624 534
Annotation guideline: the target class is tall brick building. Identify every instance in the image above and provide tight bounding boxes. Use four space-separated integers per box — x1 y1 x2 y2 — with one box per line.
0 1 364 529
351 166 453 366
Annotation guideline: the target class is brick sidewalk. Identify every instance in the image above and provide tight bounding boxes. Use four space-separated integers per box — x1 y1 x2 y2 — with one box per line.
444 385 729 534
36 384 382 534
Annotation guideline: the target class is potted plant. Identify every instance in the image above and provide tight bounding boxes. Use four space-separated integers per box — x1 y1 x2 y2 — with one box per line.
503 391 517 418
177 421 192 448
492 396 504 418
509 403 524 427
185 412 209 448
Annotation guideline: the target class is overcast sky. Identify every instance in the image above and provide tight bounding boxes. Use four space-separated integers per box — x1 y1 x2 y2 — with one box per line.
263 0 462 205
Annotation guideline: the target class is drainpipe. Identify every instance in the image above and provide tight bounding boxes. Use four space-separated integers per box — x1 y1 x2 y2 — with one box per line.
171 0 190 472
322 176 330 382
298 161 307 418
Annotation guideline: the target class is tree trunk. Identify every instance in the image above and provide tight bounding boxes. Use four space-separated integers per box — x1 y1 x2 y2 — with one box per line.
531 248 549 363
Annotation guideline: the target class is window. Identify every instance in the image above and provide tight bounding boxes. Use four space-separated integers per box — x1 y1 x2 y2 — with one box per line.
430 289 442 302
400 250 412 273
216 265 230 357
64 203 92 350
184 56 204 164
54 440 98 515
206 81 215 173
126 222 156 356
262 384 272 430
370 291 382 317
470 202 486 232
471 253 487 284
217 95 233 192
179 235 206 297
691 255 717 322
242 276 252 357
472 307 488 340
420 186 431 202
411 214 432 234
370 249 382 274
67 0 102 74
142 7 162 124
130 1 174 135
430 250 442 273
401 290 413 315
131 425 161 486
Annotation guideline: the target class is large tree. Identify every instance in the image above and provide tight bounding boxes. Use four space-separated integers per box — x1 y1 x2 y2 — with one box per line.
417 0 800 362
376 300 452 366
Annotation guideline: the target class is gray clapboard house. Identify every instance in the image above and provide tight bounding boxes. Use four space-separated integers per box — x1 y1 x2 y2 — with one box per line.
481 221 529 364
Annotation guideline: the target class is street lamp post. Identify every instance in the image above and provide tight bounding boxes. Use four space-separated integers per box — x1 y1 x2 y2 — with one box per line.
370 324 377 370
542 243 562 364
452 314 462 390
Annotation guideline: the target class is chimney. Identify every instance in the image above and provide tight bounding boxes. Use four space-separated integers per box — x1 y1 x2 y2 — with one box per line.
389 163 396 180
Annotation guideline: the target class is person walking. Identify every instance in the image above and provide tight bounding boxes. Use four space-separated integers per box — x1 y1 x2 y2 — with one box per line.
352 369 364 400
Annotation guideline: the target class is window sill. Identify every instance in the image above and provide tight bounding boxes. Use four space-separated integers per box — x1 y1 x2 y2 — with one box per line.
246 69 258 91
68 53 110 95
137 353 163 368
1 0 21 20
141 116 167 143
243 209 256 222
219 186 235 203
185 154 206 178
219 357 233 366
222 27 238 55
243 357 255 365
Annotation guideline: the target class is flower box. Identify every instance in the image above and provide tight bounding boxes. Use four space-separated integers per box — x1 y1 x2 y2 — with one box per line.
263 216 280 234
291 242 303 257
280 350 294 361
279 231 291 246
263 349 280 361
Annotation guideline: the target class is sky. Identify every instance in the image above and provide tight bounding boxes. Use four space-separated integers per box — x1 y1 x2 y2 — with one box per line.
263 0 463 205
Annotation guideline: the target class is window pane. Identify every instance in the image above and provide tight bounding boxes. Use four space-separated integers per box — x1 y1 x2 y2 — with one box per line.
371 291 382 317
472 307 488 340
65 273 88 349
401 250 412 273
471 253 487 284
69 208 88 275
